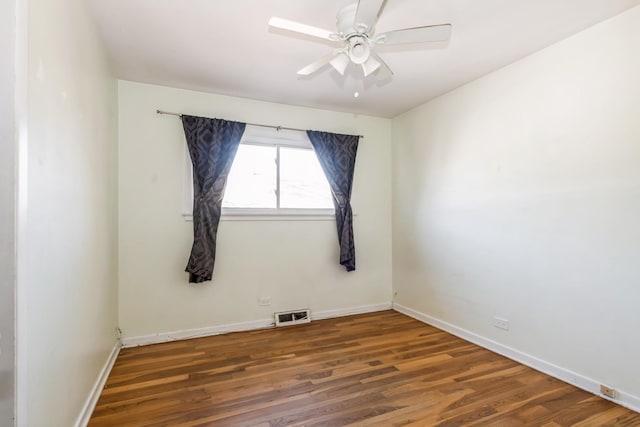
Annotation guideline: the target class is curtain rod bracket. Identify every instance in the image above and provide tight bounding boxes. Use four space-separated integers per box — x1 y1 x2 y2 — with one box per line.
157 109 182 117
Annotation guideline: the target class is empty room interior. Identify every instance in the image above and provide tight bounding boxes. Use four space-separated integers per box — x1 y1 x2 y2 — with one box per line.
3 0 640 425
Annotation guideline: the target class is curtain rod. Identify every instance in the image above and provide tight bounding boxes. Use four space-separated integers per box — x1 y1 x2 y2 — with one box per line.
156 109 363 138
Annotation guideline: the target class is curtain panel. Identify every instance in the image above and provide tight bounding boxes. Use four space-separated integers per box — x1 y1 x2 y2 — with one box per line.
182 115 246 283
306 130 359 272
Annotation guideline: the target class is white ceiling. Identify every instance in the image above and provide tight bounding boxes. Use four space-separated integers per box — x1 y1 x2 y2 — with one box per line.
87 0 640 118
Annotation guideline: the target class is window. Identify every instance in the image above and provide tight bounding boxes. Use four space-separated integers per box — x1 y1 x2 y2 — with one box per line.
184 125 334 219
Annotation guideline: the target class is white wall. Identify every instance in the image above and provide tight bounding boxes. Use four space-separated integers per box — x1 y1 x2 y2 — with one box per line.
118 81 392 339
19 0 119 424
393 5 640 401
0 0 17 423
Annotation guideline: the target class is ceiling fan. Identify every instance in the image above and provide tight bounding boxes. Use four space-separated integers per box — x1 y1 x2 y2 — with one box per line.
268 0 452 78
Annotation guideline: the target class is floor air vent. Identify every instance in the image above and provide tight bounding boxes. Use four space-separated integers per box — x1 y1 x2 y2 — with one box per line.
275 309 311 327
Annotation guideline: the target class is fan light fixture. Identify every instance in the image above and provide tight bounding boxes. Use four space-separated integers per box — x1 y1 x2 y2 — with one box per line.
268 1 452 78
361 55 381 77
348 36 370 64
329 53 350 75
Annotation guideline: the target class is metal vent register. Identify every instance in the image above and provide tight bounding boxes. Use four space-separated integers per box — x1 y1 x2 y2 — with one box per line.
274 309 311 327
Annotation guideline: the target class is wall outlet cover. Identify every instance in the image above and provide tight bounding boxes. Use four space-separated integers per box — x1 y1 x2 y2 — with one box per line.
493 316 509 331
258 297 271 306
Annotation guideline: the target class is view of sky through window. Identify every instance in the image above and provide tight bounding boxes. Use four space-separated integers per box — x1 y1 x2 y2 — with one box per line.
222 143 333 210
280 147 333 209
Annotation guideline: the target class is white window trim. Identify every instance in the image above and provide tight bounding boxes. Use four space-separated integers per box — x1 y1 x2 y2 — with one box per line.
183 125 337 221
182 210 336 222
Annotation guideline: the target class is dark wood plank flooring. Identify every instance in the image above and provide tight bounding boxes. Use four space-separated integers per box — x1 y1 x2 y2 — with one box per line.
89 310 640 426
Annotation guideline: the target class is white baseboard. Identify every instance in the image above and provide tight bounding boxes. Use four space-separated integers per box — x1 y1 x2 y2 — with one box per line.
121 302 393 348
121 318 275 348
393 303 640 414
311 302 392 321
74 340 121 427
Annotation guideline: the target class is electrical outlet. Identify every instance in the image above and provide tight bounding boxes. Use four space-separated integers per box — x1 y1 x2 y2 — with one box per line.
600 385 616 399
258 297 271 306
493 316 509 330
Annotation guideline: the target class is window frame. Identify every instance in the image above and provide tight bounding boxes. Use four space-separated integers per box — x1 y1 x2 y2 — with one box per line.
183 125 335 221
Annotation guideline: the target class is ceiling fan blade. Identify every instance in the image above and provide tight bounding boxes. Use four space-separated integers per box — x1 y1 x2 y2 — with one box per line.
376 24 452 45
297 51 343 75
370 52 393 78
354 0 386 34
269 17 339 41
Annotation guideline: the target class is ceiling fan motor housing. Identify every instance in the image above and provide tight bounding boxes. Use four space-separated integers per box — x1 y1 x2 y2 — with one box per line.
337 3 374 65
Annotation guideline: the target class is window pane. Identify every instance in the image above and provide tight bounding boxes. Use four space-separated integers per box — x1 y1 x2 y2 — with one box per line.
223 144 277 208
280 147 333 209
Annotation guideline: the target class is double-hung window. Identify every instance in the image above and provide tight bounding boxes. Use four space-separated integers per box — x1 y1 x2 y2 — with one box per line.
184 125 334 219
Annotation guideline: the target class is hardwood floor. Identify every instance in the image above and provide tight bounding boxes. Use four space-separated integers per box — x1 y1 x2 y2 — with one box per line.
89 311 639 426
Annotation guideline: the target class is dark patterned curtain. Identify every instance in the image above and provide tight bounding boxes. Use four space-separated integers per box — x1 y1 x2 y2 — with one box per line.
306 131 359 271
182 115 246 283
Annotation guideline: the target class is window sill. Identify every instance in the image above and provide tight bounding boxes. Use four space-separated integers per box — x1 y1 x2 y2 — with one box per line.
182 209 338 222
